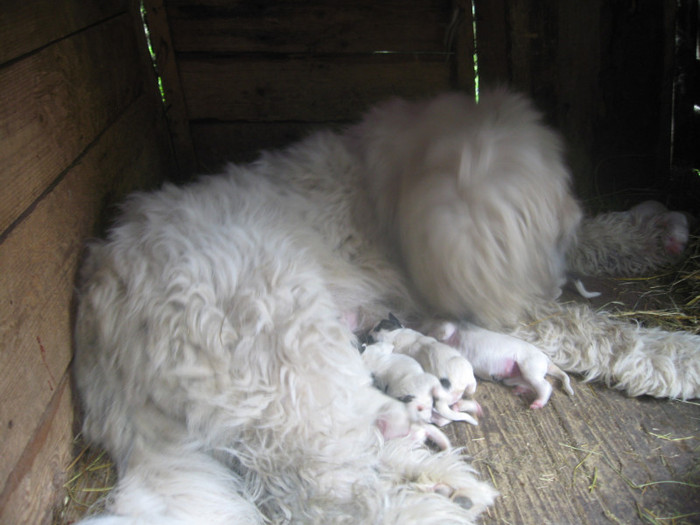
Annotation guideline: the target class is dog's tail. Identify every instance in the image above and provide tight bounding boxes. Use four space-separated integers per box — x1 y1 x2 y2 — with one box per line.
515 301 700 400
75 439 264 525
546 362 575 396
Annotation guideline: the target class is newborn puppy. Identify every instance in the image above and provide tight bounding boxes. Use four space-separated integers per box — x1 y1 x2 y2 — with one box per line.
374 395 413 440
433 322 574 409
362 341 437 423
369 315 481 425
370 314 478 402
361 341 479 426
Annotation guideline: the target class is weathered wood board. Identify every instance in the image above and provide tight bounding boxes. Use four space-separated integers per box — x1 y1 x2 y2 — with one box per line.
159 0 471 171
449 380 699 524
0 0 126 65
0 91 173 523
1 378 74 525
166 0 453 55
179 55 454 122
0 1 175 521
0 13 146 236
472 0 679 208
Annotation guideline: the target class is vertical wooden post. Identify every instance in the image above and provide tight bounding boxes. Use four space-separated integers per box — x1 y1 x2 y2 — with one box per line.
450 0 477 96
473 0 510 87
135 0 197 179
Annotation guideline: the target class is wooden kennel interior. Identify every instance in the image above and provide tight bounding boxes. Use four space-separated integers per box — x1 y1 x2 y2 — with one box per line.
1 0 698 523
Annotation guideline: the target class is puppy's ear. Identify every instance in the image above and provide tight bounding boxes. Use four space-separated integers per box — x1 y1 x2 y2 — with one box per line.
375 313 403 333
388 312 403 328
397 394 415 404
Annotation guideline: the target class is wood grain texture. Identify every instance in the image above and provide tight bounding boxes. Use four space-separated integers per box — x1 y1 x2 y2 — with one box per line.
166 0 452 55
0 374 74 525
470 0 677 205
0 0 126 65
0 14 144 236
0 92 171 498
447 380 700 524
180 55 452 122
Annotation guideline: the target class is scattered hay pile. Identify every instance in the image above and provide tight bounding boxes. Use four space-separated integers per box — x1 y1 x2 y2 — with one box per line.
53 436 115 525
607 235 700 334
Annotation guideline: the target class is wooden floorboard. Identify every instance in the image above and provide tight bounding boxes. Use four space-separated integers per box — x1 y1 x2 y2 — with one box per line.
448 371 700 524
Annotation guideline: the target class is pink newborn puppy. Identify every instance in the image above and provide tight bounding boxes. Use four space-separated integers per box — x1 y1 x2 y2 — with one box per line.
434 322 574 409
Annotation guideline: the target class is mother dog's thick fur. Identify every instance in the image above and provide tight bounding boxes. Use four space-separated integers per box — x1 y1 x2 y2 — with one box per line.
74 90 699 524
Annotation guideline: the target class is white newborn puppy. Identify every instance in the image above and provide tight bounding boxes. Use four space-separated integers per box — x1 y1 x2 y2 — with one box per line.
434 322 574 409
362 341 436 422
371 314 478 403
361 341 478 426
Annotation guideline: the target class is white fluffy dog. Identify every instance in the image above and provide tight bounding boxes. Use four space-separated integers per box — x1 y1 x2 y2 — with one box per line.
73 89 699 524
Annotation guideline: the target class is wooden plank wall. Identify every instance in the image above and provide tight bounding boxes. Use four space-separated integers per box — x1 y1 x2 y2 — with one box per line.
474 0 680 210
159 0 476 171
0 1 175 522
159 0 684 209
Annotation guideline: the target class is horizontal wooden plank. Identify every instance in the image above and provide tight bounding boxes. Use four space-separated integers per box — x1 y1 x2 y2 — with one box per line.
180 55 453 121
191 121 328 169
0 374 74 525
0 92 171 490
0 0 127 65
0 14 145 236
167 0 453 54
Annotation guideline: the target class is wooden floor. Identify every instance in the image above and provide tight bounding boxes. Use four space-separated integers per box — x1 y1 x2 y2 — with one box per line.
446 273 700 525
446 378 699 524
59 380 699 525
57 279 700 525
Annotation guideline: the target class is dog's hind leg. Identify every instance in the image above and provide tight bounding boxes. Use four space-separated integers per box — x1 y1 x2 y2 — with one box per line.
78 439 264 525
547 363 575 396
